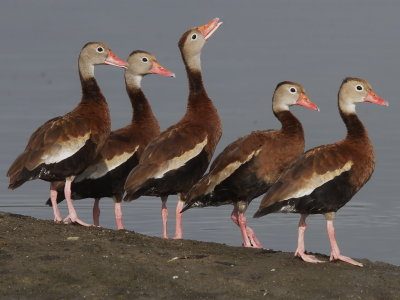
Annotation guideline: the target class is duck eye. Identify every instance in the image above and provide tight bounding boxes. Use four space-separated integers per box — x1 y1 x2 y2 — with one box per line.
191 34 197 40
142 57 149 63
290 87 297 93
356 85 363 91
96 47 104 53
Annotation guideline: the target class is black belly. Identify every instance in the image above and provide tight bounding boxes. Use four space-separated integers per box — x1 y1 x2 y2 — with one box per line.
266 172 358 215
46 154 139 206
135 149 210 198
191 160 271 208
22 140 97 183
71 154 139 201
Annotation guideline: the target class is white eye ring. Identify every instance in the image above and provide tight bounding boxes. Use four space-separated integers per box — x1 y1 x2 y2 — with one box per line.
355 85 363 91
141 57 149 63
96 47 104 53
191 34 197 40
289 87 297 94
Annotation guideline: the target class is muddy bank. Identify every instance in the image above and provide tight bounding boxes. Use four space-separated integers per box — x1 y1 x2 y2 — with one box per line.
0 212 399 299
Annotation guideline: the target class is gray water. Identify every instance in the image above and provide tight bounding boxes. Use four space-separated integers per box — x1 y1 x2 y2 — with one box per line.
1 0 399 265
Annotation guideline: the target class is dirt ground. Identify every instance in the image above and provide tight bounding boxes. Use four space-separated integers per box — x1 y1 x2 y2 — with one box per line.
0 212 399 299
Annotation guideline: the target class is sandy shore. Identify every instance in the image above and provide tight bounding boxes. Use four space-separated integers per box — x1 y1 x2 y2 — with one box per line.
0 211 399 299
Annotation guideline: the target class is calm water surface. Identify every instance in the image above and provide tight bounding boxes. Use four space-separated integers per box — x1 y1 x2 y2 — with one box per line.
0 0 399 265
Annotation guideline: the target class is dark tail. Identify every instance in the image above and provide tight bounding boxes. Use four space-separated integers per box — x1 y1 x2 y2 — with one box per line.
180 195 193 213
123 193 140 202
253 201 287 218
8 168 40 190
8 180 25 190
180 193 227 213
253 208 267 218
123 178 158 202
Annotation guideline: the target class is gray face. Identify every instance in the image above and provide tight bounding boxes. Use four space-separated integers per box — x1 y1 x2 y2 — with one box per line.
341 79 370 102
273 82 304 112
79 42 112 66
338 78 372 114
125 52 156 76
181 29 206 57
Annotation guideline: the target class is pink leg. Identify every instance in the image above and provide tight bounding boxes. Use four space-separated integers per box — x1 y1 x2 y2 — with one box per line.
50 182 62 222
231 206 263 248
238 212 253 247
93 198 100 226
114 196 124 230
230 206 240 226
161 196 168 239
245 226 263 248
294 214 324 263
173 194 184 239
326 219 363 267
63 178 91 226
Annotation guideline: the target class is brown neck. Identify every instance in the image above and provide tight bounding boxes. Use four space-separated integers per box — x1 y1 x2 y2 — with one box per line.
79 76 106 103
78 60 105 103
185 71 217 121
275 110 304 136
179 47 208 98
180 48 220 129
186 67 208 98
126 87 158 125
340 110 369 140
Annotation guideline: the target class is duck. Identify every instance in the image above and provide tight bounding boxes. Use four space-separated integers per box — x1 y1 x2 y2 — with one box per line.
254 77 388 266
7 42 127 226
123 18 223 239
181 82 319 248
45 50 175 229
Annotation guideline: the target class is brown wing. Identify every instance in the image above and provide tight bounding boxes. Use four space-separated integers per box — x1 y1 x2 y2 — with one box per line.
75 128 141 182
124 122 208 193
7 114 91 178
258 143 354 210
185 131 268 203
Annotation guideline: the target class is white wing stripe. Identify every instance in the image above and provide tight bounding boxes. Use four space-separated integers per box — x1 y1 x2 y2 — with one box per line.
282 161 353 201
76 146 139 181
153 137 208 179
41 133 90 164
203 149 261 195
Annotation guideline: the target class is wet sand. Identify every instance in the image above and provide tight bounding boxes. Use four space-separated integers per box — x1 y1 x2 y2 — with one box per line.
0 211 399 299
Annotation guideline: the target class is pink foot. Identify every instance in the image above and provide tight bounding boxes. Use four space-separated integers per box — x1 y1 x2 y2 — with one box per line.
63 178 91 227
63 214 91 227
326 219 363 267
293 214 325 263
238 212 253 247
330 252 363 267
231 207 262 248
246 226 263 248
295 249 325 263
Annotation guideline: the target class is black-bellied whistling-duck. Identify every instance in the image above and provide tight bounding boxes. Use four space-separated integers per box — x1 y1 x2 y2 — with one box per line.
7 42 127 226
45 51 175 229
181 82 319 248
254 78 388 266
124 18 223 239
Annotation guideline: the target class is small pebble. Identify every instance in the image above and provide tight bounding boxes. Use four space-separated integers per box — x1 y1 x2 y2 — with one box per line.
270 269 276 272
172 275 179 279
